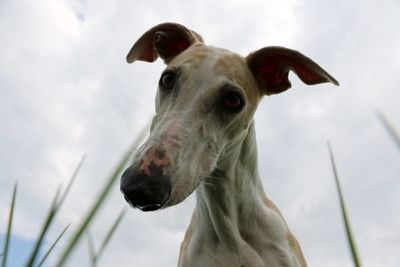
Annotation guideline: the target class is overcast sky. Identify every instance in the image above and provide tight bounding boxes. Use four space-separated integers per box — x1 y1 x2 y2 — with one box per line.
1 0 400 266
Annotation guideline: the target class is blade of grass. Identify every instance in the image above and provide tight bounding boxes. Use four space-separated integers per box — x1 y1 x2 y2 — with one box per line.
94 208 127 262
56 155 86 209
36 224 70 267
55 119 150 267
1 182 17 267
25 187 61 267
26 155 85 267
377 111 400 151
328 142 362 267
85 230 96 267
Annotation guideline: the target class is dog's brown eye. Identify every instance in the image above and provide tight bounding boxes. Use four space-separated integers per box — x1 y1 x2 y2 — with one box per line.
159 71 176 91
221 91 244 113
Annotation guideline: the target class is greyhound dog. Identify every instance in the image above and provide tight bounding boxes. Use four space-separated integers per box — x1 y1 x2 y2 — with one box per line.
120 22 338 267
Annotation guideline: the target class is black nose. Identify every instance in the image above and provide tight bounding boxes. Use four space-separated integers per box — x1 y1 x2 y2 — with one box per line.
120 165 171 212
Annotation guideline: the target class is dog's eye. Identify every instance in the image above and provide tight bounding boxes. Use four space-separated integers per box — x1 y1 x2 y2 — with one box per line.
221 91 244 113
159 71 176 91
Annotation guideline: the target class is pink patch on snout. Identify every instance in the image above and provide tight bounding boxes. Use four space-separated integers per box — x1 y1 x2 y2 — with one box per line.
138 124 182 176
138 147 170 176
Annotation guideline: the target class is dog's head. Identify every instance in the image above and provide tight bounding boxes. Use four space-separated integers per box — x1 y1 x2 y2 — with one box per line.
120 23 338 211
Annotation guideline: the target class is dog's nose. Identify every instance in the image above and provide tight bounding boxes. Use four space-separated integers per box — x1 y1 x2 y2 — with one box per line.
120 165 171 211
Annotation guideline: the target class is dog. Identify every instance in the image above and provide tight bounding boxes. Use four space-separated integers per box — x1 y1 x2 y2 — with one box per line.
120 22 338 267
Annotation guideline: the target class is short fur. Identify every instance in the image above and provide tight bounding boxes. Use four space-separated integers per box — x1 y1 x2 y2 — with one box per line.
121 23 338 267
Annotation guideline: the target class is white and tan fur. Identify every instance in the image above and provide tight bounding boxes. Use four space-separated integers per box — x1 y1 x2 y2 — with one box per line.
121 23 338 267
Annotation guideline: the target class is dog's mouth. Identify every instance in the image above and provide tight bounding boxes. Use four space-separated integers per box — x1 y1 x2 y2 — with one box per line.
124 195 165 212
122 190 171 212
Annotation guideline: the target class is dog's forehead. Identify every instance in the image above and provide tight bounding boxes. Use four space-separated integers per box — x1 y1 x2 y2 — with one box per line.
169 44 260 100
171 44 245 74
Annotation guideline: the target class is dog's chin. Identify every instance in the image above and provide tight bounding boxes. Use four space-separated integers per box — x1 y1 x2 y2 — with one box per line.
164 181 201 208
163 192 192 208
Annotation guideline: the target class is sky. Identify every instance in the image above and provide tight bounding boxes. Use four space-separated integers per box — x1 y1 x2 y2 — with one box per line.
1 0 400 266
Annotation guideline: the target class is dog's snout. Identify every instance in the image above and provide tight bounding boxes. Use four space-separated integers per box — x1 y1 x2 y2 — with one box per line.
120 165 171 212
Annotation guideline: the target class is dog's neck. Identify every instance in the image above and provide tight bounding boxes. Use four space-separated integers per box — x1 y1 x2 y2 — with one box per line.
189 121 304 267
193 122 276 264
183 125 305 267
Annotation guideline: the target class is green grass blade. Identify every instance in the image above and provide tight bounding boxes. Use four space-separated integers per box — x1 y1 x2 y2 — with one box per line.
95 208 127 262
85 231 96 267
328 142 362 267
55 120 150 267
36 224 70 267
86 231 97 267
57 155 86 209
1 182 17 267
377 111 400 151
26 155 85 267
25 187 61 267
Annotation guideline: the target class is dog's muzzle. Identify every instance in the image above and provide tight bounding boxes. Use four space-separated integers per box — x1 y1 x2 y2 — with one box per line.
120 164 172 211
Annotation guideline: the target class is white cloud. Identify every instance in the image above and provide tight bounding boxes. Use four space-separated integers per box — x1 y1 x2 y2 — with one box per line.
1 0 399 266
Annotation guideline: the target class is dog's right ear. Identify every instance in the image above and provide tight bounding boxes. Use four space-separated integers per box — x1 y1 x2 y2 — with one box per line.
126 22 204 64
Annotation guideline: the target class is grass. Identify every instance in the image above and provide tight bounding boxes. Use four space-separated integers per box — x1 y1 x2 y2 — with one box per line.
1 183 17 267
328 142 363 267
327 111 399 267
36 224 70 267
0 120 150 267
85 209 127 267
377 111 400 151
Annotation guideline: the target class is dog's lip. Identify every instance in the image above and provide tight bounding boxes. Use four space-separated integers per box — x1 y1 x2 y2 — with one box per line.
124 195 169 212
137 203 163 211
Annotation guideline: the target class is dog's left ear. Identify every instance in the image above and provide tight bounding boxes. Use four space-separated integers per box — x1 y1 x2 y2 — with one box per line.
246 46 339 95
127 22 204 64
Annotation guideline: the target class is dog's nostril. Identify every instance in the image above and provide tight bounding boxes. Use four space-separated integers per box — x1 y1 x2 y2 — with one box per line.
120 166 172 212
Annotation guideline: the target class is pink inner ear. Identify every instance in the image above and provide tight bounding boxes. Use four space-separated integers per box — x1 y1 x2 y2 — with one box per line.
248 46 339 95
142 48 156 62
254 57 291 94
256 55 327 87
178 40 189 51
257 65 284 85
169 39 190 57
283 58 326 85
